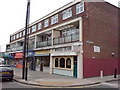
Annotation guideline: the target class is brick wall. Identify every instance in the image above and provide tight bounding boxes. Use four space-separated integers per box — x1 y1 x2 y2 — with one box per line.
82 2 118 78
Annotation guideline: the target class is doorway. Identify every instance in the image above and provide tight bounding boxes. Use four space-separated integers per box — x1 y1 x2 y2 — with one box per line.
73 56 77 78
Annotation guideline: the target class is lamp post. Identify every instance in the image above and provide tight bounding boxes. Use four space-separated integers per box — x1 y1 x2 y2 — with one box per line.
22 0 30 80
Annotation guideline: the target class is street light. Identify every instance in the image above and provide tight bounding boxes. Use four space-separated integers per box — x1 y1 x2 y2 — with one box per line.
22 0 30 81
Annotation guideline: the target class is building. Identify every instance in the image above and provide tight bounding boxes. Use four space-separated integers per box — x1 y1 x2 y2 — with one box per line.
6 0 118 78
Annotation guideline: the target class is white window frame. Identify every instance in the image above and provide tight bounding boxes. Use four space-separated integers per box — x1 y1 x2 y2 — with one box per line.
38 23 42 30
23 30 25 36
62 8 72 20
19 32 22 37
44 19 49 28
51 14 58 25
13 35 15 40
76 1 84 14
32 25 36 32
16 33 19 39
27 28 31 34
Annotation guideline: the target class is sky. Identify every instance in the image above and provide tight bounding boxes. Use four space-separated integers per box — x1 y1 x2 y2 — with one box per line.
0 0 119 52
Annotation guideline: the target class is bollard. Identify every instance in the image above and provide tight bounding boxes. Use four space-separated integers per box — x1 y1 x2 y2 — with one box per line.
114 68 117 78
100 70 103 79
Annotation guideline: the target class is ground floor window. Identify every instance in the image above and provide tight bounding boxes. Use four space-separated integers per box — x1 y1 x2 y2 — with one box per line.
60 58 65 68
66 58 71 68
55 58 58 67
54 57 73 69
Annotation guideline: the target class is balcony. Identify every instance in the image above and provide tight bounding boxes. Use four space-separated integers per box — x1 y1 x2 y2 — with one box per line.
28 44 35 50
16 46 23 51
6 48 11 52
36 40 51 48
11 48 16 52
53 33 79 45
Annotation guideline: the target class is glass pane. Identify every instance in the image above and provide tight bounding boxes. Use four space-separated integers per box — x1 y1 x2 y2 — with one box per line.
66 58 71 68
55 58 58 67
60 58 65 68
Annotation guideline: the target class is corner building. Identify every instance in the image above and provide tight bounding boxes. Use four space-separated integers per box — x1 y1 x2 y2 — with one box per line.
6 0 119 78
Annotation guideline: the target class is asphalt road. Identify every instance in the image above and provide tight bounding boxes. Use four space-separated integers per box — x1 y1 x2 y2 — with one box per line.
1 80 35 88
0 80 119 89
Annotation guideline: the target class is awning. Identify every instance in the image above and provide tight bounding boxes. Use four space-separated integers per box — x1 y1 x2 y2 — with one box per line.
26 52 35 57
34 53 50 57
3 53 13 58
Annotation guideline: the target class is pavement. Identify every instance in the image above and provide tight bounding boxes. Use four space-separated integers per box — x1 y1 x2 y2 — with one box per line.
13 67 119 88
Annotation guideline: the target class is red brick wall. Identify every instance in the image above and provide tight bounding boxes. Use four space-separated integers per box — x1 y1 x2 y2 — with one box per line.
82 2 118 78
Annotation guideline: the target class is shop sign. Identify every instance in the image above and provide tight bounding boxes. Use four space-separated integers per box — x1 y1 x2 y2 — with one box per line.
53 45 81 52
15 53 23 58
35 50 50 54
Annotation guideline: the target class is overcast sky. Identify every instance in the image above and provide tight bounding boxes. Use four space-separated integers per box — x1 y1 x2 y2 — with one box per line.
0 0 119 52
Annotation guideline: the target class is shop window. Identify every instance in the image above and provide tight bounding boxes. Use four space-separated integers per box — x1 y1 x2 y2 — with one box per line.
60 58 65 68
66 58 71 68
55 58 58 67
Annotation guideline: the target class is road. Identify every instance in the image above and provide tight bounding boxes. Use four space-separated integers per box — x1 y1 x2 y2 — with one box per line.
1 80 35 89
0 80 119 89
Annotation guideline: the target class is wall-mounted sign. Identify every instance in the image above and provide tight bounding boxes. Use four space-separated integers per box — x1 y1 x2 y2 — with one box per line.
54 46 72 52
94 46 100 53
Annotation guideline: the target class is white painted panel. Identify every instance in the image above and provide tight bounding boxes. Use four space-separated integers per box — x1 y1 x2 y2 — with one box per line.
53 68 73 77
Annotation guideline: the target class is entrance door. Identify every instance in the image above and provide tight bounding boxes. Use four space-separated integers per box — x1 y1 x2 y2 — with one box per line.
73 56 77 78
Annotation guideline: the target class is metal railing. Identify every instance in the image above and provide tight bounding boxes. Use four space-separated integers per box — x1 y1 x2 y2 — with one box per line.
16 46 23 51
53 33 79 45
36 40 51 48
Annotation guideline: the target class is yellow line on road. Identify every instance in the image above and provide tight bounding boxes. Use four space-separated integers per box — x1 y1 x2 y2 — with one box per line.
16 81 100 88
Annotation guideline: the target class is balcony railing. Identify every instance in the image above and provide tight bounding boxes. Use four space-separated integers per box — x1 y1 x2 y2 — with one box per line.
53 33 79 45
28 44 35 50
36 40 51 48
16 46 23 51
6 48 11 52
11 48 16 52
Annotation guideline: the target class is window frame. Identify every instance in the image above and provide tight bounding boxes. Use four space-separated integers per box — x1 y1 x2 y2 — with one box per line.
76 1 84 15
31 25 36 33
38 23 42 30
62 8 72 20
44 19 49 28
51 14 58 25
54 57 73 69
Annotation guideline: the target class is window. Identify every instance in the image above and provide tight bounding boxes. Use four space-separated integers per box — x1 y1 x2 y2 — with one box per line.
66 58 71 68
44 19 49 28
55 58 58 67
76 1 84 14
19 32 22 37
13 35 15 40
62 8 72 20
60 58 65 68
54 57 72 69
51 14 58 25
38 23 42 30
27 28 31 34
16 34 19 39
32 25 36 32
23 30 25 36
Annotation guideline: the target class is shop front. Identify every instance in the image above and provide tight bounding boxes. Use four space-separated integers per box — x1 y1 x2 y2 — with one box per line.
27 51 35 71
51 44 83 78
3 53 14 65
14 52 23 68
35 50 51 73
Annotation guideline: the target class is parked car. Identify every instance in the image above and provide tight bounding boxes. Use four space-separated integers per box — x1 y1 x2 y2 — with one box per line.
0 65 14 81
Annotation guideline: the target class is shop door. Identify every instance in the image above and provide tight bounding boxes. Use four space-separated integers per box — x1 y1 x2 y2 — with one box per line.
73 56 77 78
